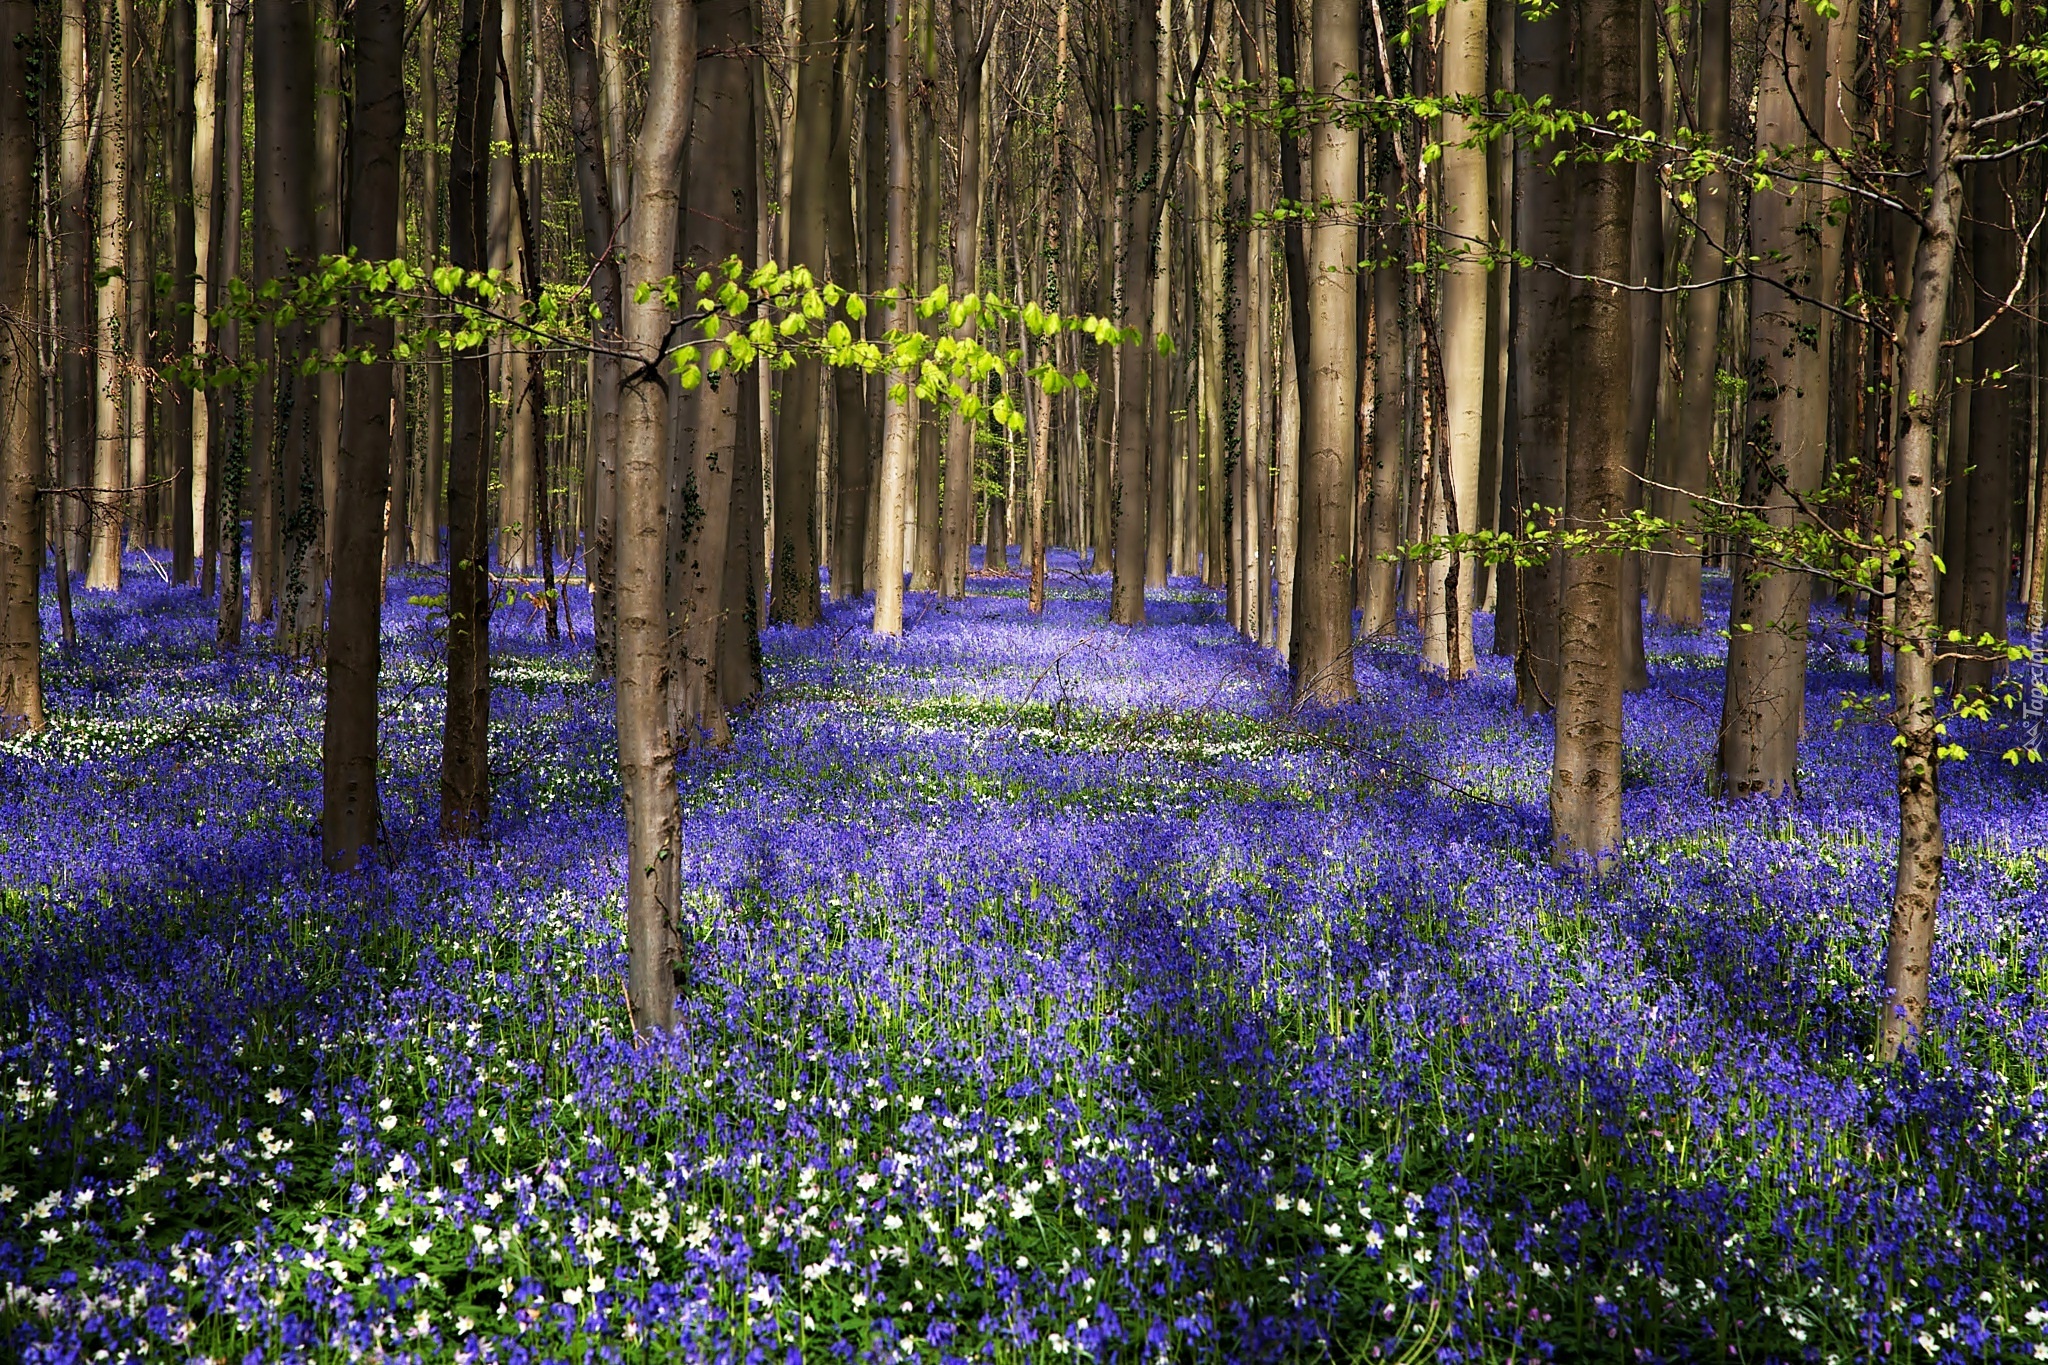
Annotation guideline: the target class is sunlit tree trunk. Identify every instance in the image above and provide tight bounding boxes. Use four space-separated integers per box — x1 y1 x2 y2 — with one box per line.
0 0 42 735
1290 0 1360 706
1549 0 1634 865
828 5 872 602
911 46 942 592
871 0 919 634
169 0 198 581
414 0 447 567
1360 117 1403 636
495 0 536 573
190 0 220 583
1424 0 1486 679
1718 0 1825 798
86 0 130 592
1878 0 1966 1063
323 0 405 870
55 0 91 577
440 0 501 836
1651 0 1728 628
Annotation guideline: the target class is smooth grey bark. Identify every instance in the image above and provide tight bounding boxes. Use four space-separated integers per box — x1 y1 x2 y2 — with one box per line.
1108 0 1160 626
210 3 248 638
616 0 698 1036
939 0 998 599
324 0 406 870
0 0 42 735
414 0 447 566
827 4 872 602
170 0 198 581
190 0 218 577
870 0 919 634
86 0 129 593
1360 122 1403 636
54 0 89 577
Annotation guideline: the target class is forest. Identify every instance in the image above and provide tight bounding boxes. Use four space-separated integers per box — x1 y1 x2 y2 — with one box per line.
3 0 2048 1357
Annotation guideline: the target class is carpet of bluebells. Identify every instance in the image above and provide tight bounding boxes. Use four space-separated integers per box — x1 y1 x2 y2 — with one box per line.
4 548 2048 1365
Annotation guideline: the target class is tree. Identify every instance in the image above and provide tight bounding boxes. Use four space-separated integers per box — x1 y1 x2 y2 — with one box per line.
1107 0 1159 627
616 0 699 1036
323 0 407 871
440 0 500 838
939 0 999 600
1290 0 1360 706
1548 0 1633 866
870 0 919 635
86 0 131 593
0 0 41 737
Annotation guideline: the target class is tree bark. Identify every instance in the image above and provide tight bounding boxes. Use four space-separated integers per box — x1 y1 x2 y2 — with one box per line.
828 4 872 602
1290 0 1360 706
439 0 501 838
768 0 835 627
938 0 995 599
871 0 919 634
1549 0 1634 866
55 0 91 579
1361 118 1403 636
315 0 344 571
1108 0 1159 626
324 0 406 870
1651 0 1728 627
87 0 130 593
190 0 220 581
1511 0 1570 713
1718 0 1825 799
562 0 620 672
0 0 42 735
1878 0 1965 1063
1618 0 1659 693
211 3 248 643
616 0 698 1035
414 0 447 567
670 0 756 741
170 0 198 581
1425 0 1486 679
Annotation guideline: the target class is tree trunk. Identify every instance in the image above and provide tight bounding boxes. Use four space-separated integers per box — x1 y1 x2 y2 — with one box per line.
1511 0 1570 713
211 3 248 643
190 0 220 582
562 0 620 672
1878 0 1965 1063
939 0 993 600
827 7 871 602
1361 118 1404 635
1651 0 1729 627
720 364 765 710
670 0 755 742
439 0 500 837
55 0 91 580
1291 0 1360 706
414 0 447 567
1549 0 1634 866
324 0 405 871
768 0 834 627
0 0 42 735
170 0 198 581
1618 0 1659 694
1425 0 1486 678
87 0 130 593
1954 0 2016 695
1718 0 1825 799
315 0 343 572
616 0 698 1035
1108 0 1159 626
871 0 919 634
494 0 536 574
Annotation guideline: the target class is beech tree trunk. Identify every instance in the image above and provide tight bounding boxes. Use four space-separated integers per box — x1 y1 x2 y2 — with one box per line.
87 0 130 593
1719 0 1825 799
414 0 447 567
1511 1 1570 714
615 0 698 1036
563 0 620 672
0 0 42 736
1290 0 1360 706
55 0 90 578
169 0 198 581
940 1 995 600
1108 0 1159 626
439 0 501 838
1425 0 1486 679
323 0 406 870
1549 0 1633 866
1361 120 1403 636
827 5 872 603
1650 0 1728 628
189 0 219 580
1878 0 1965 1062
669 0 755 743
870 0 918 635
211 4 248 642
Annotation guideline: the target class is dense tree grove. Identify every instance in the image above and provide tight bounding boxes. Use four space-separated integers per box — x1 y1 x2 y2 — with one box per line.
4 0 2048 1355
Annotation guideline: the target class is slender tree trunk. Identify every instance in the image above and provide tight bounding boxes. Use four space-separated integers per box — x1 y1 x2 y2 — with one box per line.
1878 0 1965 1062
170 0 198 581
720 363 765 709
1618 0 1659 693
190 0 219 581
440 0 501 837
493 0 536 573
414 0 447 566
212 4 248 643
562 0 619 673
1718 0 1825 798
1361 118 1404 635
1512 0 1570 713
0 0 42 735
1291 0 1360 705
315 0 343 570
55 0 91 578
1652 0 1728 627
1550 0 1634 865
937 0 993 599
670 0 755 741
828 7 872 602
871 0 919 633
1108 0 1159 626
1425 0 1486 678
323 0 406 870
1955 0 2016 695
87 0 130 593
616 0 698 1035
767 0 834 626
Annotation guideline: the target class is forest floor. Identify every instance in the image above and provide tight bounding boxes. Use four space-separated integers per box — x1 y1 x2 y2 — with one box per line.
4 551 2048 1364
